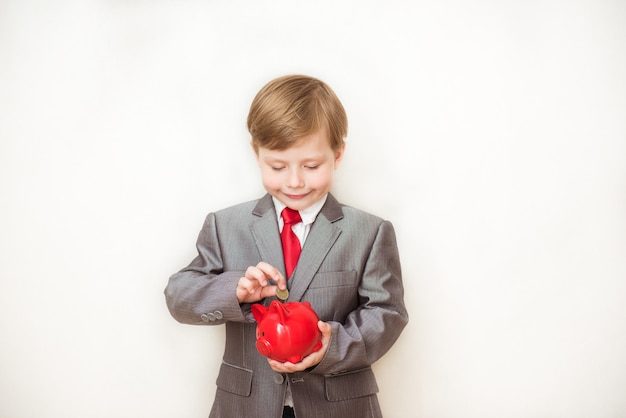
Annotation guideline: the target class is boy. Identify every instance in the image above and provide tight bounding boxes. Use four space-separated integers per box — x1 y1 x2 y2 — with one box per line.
165 74 408 418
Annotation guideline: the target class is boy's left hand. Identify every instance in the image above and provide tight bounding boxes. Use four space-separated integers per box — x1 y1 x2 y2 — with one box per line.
267 320 332 373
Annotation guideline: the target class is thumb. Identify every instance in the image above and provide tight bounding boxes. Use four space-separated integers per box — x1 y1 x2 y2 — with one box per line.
318 320 332 335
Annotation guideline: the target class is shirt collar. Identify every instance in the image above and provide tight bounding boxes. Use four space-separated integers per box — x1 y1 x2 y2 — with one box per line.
272 194 328 226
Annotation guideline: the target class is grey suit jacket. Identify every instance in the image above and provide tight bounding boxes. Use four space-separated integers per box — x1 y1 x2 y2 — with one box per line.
165 193 408 418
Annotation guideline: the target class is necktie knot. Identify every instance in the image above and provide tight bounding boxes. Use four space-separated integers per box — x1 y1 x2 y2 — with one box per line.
282 207 302 225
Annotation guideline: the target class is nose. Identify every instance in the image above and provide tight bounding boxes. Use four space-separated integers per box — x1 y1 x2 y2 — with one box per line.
287 168 304 188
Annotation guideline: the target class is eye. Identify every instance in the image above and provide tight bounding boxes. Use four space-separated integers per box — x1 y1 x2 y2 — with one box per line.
271 166 285 171
304 165 319 170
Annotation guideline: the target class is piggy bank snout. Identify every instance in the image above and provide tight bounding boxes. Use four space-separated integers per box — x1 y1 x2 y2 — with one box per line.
256 338 272 357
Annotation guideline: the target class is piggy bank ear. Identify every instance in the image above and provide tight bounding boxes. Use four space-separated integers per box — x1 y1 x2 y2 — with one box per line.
251 303 267 322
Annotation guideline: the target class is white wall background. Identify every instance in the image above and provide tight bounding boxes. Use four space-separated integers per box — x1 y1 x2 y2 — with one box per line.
1 1 625 417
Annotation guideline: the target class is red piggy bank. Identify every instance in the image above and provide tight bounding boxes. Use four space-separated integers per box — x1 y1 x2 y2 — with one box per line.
252 300 323 363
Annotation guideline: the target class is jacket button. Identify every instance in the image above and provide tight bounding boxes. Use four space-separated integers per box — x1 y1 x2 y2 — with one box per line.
214 310 223 320
273 374 285 384
200 313 209 322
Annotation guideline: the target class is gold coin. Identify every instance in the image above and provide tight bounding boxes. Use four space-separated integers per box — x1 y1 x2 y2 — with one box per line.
276 287 289 301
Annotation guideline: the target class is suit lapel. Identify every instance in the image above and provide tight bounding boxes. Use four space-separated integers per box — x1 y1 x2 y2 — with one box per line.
250 194 285 277
289 194 344 302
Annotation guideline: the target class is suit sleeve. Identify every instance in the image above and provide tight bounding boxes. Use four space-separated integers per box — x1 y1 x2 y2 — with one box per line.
164 212 251 325
313 220 409 375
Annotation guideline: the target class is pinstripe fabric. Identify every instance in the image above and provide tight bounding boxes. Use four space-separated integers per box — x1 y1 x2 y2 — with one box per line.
165 193 408 418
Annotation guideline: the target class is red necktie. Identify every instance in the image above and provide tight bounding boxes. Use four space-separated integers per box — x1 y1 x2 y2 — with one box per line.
281 207 302 278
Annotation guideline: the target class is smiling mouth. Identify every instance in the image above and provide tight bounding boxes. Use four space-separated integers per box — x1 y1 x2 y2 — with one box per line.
284 192 309 200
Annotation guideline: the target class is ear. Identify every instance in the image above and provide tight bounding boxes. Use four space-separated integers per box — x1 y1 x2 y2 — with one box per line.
333 143 346 170
269 300 289 322
251 303 267 322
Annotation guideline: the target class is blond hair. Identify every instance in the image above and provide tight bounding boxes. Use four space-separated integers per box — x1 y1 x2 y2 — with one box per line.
247 75 348 153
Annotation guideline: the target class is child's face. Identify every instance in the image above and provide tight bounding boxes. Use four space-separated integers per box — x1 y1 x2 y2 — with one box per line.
255 129 345 211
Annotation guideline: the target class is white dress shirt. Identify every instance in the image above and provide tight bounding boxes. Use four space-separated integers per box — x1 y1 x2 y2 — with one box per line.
272 194 327 246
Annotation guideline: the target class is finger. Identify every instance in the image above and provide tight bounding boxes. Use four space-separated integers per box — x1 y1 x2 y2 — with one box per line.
236 277 259 299
274 273 287 291
256 262 287 289
245 266 269 287
259 284 279 299
237 277 254 293
268 358 300 373
236 277 261 303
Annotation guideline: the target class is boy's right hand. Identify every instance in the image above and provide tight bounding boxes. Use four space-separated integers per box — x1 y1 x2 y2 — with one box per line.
236 261 287 304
